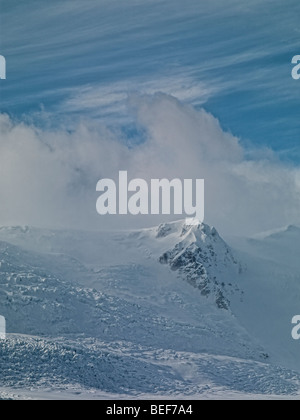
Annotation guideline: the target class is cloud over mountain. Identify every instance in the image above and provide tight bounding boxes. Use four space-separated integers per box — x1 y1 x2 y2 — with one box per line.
0 93 299 235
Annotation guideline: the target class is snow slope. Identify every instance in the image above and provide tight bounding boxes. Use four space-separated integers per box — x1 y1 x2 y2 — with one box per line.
0 221 300 399
227 225 300 373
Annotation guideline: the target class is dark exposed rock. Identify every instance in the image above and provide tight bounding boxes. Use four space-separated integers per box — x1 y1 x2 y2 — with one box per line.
159 222 242 310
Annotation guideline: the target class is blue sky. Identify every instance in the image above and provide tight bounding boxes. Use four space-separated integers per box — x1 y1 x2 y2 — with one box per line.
0 0 299 161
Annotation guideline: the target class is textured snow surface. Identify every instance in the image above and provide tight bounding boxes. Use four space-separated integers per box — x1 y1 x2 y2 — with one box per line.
1 335 300 400
0 221 300 399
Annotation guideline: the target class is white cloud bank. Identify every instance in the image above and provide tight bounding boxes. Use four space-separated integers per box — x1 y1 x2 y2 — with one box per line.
0 93 299 236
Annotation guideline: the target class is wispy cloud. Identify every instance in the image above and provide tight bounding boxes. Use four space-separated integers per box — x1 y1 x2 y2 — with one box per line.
59 75 215 121
1 0 299 157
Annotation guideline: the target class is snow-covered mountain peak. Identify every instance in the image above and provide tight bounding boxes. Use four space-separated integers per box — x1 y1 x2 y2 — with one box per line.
251 224 300 241
155 220 238 269
155 219 219 242
155 220 242 310
180 222 223 249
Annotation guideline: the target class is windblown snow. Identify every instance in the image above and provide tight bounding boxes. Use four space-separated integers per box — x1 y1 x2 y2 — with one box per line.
0 220 300 400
